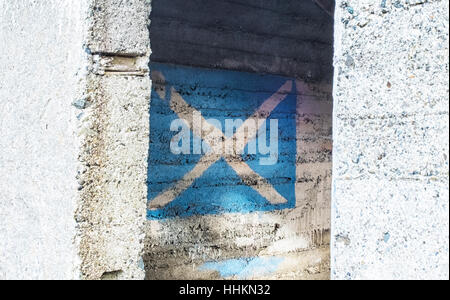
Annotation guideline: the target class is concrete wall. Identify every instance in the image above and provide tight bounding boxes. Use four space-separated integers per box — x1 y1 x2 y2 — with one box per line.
75 0 152 280
149 0 334 81
332 0 449 280
0 0 87 279
2 0 447 281
0 0 152 280
145 65 332 280
0 0 332 280
145 0 334 279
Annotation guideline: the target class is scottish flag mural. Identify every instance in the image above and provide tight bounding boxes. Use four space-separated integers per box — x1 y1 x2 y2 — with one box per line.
147 63 297 219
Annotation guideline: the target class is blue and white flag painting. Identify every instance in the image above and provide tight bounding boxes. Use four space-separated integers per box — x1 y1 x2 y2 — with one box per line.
147 63 297 219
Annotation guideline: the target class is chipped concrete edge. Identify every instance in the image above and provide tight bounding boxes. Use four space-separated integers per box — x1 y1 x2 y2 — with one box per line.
75 0 152 280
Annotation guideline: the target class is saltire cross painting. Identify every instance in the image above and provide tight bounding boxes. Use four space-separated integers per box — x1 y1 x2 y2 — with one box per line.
147 63 297 219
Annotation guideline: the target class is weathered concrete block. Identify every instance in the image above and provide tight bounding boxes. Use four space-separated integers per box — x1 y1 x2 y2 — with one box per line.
88 0 152 55
77 75 150 279
0 0 90 280
0 0 151 280
334 114 449 181
333 179 449 280
332 0 449 280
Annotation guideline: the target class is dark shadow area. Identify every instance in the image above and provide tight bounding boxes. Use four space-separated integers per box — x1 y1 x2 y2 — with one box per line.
149 0 334 82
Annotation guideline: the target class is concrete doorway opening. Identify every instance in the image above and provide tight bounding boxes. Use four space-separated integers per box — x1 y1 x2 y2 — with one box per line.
145 0 335 280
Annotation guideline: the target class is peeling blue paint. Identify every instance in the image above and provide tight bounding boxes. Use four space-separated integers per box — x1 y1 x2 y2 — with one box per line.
199 257 285 279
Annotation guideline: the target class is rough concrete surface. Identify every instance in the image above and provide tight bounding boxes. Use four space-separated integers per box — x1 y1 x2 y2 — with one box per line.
1 0 152 280
77 0 152 280
332 0 449 280
77 74 150 280
89 0 152 55
0 0 88 279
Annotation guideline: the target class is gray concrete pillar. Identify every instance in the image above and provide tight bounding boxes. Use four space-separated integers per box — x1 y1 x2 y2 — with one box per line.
332 0 449 280
0 0 152 280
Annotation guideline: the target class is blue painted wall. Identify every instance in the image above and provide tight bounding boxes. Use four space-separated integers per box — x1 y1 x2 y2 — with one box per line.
199 257 285 279
147 63 297 219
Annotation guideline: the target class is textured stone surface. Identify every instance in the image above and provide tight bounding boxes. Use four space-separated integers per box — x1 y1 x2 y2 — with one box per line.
0 0 152 280
145 208 331 280
77 0 152 280
332 0 449 280
77 74 151 280
0 0 88 280
88 0 152 55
